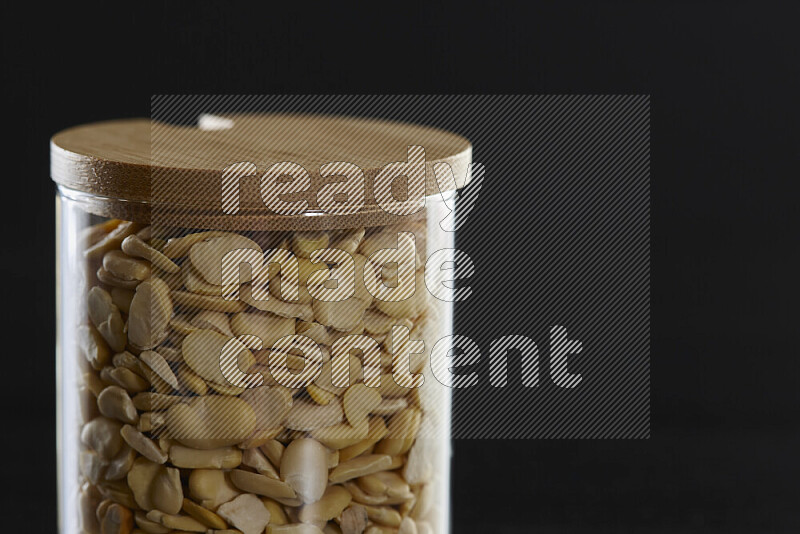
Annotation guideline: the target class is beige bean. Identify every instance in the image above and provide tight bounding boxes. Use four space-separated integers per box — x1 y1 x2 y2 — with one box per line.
343 384 382 427
240 284 314 321
310 418 370 450
356 472 411 502
191 310 234 336
183 264 224 295
181 329 256 387
188 469 241 511
397 517 417 534
85 221 139 260
127 278 173 350
132 392 186 412
329 455 393 484
79 449 106 484
96 479 138 509
134 510 170 533
307 383 336 405
169 313 200 335
120 424 167 464
298 485 352 523
99 502 134 534
296 321 331 346
162 231 230 258
146 509 206 532
165 396 257 449
137 411 165 433
292 231 329 259
79 324 112 370
181 498 228 529
172 289 247 313
312 299 367 332
169 444 242 469
260 439 285 467
280 438 328 504
103 249 152 281
111 287 136 315
231 311 295 350
374 409 421 456
285 399 343 432
242 447 280 479
371 398 407 417
339 504 369 534
177 364 208 396
97 266 142 289
105 445 137 481
362 505 401 528
139 350 179 390
81 417 124 460
122 234 180 274
189 233 262 285
240 386 293 430
262 498 289 525
339 418 388 463
108 367 150 394
238 427 284 449
127 457 183 514
268 523 325 534
217 493 271 534
229 469 297 500
98 386 139 424
331 227 365 255
88 286 127 352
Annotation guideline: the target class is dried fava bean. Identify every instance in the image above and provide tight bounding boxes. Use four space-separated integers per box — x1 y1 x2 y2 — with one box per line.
132 392 186 411
262 498 289 525
191 310 234 336
238 427 283 450
307 383 335 405
165 395 257 449
169 444 242 469
134 510 170 533
121 424 168 464
111 287 135 315
343 383 382 427
296 321 331 346
79 324 111 370
292 231 329 259
310 419 370 450
189 233 262 285
79 449 105 484
137 411 166 433
139 350 179 390
331 227 366 255
103 249 152 281
85 221 140 260
184 264 225 295
162 231 230 258
338 418 388 463
339 504 369 534
371 398 407 416
280 439 328 504
268 524 325 534
328 455 393 484
362 505 402 528
177 364 208 396
127 278 173 350
182 498 228 529
145 509 206 532
99 502 134 534
170 314 200 335
374 409 421 456
397 517 417 534
259 440 285 467
127 457 183 514
81 417 124 460
182 329 256 387
171 289 247 313
240 284 314 321
88 287 127 352
356 472 411 502
298 485 352 523
105 445 137 481
240 386 293 430
121 234 180 274
97 386 139 424
108 366 150 393
112 351 145 376
242 447 280 479
231 312 295 350
97 266 142 290
188 469 241 511
285 399 343 431
229 469 297 500
96 479 138 509
217 493 271 534
312 298 367 332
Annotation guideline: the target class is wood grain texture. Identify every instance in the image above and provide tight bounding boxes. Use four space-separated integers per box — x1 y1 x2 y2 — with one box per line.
51 114 471 229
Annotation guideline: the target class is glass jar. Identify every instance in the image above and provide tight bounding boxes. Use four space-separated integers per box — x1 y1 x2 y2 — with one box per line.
53 115 470 534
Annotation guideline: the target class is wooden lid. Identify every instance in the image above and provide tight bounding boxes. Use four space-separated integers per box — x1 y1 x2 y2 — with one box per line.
51 114 472 230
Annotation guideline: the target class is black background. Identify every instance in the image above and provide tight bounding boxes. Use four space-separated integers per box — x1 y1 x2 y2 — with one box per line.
3 1 799 532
